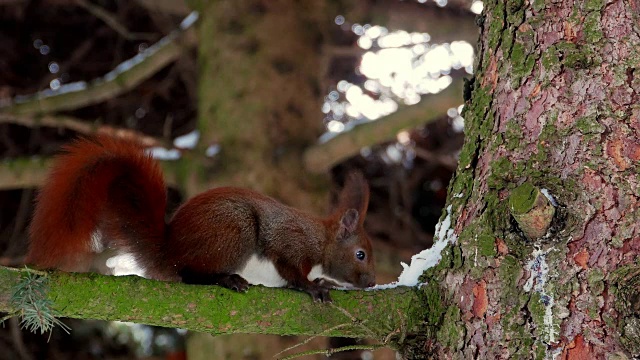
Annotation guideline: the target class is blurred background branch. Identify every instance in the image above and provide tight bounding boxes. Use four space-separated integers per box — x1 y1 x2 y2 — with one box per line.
304 80 463 173
0 14 197 115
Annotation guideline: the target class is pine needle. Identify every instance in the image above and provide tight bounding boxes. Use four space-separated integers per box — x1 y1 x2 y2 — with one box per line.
10 271 71 337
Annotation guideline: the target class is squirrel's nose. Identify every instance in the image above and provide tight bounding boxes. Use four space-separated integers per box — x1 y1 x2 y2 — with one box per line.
367 281 376 288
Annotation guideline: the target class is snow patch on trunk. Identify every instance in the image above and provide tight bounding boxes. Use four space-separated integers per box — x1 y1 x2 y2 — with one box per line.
373 204 457 290
524 247 558 346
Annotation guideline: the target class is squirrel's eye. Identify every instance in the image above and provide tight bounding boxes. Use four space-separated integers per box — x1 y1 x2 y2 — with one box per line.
356 250 366 260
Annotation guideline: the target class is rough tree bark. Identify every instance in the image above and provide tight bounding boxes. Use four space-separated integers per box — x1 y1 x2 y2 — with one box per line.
416 0 639 358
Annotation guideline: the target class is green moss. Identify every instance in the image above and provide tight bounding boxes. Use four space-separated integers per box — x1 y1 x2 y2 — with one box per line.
436 306 464 351
540 45 561 76
583 12 603 43
480 109 498 139
528 291 560 345
506 0 525 27
452 245 463 269
502 29 514 55
509 183 537 214
588 268 605 295
487 2 506 51
484 192 513 233
490 157 513 180
610 261 640 314
501 304 535 358
433 245 454 274
585 0 605 10
420 281 446 327
533 342 547 360
576 115 605 134
528 292 545 331
587 300 601 320
621 318 640 354
559 41 601 69
510 42 526 83
478 234 497 257
509 26 538 87
23 269 420 338
451 169 474 199
469 86 493 132
532 0 545 12
498 255 523 305
533 142 549 163
457 141 477 170
610 65 631 87
611 234 625 248
504 119 524 150
540 114 559 139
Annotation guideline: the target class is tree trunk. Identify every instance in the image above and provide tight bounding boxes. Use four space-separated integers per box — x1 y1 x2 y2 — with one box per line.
418 0 639 358
182 0 341 210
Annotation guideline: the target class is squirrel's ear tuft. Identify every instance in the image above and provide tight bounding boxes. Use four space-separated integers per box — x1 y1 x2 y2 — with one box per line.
338 208 359 241
338 172 369 220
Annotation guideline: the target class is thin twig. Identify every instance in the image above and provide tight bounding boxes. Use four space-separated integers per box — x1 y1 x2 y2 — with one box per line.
1 266 48 277
330 303 376 337
75 0 157 41
396 308 407 344
278 344 386 360
1 311 19 323
272 323 351 358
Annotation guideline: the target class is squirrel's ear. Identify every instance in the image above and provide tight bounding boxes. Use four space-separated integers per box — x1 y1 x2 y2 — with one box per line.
338 172 370 219
338 208 359 241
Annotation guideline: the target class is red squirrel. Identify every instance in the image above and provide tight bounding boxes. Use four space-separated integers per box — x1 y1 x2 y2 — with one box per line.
26 135 375 302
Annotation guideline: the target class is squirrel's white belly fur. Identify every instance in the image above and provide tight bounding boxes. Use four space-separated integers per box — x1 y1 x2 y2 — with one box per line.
237 254 354 288
236 254 287 287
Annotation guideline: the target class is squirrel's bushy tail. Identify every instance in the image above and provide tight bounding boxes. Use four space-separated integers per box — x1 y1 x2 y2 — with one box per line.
27 136 167 273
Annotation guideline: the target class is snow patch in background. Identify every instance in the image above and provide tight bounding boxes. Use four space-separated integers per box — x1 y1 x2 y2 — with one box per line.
146 130 202 160
205 144 221 157
173 130 200 149
148 147 180 160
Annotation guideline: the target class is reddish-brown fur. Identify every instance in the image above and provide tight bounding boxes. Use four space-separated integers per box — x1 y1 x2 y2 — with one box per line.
27 136 166 273
27 136 375 301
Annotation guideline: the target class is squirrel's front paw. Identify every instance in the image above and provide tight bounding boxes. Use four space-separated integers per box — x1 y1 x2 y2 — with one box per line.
313 278 340 288
306 284 332 303
219 274 250 292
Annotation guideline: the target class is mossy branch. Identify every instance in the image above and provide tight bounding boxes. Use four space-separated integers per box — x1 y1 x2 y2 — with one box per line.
0 158 52 191
303 81 463 173
0 267 420 341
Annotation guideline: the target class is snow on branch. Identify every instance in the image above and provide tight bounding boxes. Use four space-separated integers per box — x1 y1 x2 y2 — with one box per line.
0 12 199 116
